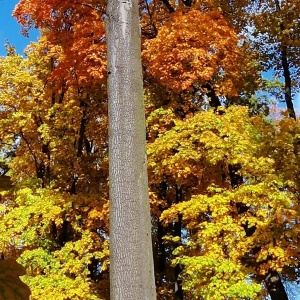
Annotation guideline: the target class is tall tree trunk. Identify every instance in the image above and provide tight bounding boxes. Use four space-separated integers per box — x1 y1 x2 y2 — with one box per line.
274 0 296 120
174 185 183 300
280 35 296 120
264 270 288 300
105 0 156 299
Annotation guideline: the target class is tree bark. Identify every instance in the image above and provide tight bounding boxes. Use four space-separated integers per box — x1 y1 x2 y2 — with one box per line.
264 270 288 300
174 185 183 300
274 0 296 120
280 40 296 120
105 0 156 298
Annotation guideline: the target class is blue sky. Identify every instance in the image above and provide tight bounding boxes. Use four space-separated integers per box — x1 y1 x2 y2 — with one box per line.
0 0 39 56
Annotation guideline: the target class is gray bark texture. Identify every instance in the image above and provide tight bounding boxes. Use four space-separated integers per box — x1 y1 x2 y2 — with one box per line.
105 0 156 299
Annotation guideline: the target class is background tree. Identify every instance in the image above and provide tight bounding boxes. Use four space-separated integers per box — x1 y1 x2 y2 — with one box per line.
148 107 300 299
249 0 300 119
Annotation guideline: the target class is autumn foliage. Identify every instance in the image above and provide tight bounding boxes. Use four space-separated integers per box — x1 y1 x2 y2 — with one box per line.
0 0 300 299
143 9 258 96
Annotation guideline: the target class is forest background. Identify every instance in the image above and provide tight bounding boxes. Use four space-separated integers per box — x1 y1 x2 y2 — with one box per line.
1 0 300 299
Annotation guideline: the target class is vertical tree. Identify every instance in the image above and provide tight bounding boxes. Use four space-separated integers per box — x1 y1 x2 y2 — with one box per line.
105 0 156 299
251 0 300 119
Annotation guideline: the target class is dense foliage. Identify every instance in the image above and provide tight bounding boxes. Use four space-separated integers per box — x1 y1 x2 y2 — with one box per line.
1 0 300 299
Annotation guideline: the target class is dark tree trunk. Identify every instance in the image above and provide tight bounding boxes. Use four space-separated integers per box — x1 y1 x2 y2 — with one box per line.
156 181 167 279
228 164 243 188
181 0 192 7
77 100 88 157
41 143 51 187
174 185 183 300
274 0 296 120
57 219 71 247
280 43 296 120
265 270 288 300
202 83 221 109
157 216 166 274
161 0 175 13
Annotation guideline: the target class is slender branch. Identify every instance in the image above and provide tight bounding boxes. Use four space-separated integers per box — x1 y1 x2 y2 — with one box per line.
161 0 175 13
144 0 158 37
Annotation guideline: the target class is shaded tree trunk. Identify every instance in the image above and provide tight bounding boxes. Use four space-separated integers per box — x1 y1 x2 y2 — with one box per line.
280 45 295 119
157 181 167 279
265 270 288 300
174 185 183 300
157 214 166 275
202 83 221 109
274 0 296 120
105 0 156 298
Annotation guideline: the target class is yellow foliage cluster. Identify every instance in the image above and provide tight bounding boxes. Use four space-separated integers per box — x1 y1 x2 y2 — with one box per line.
148 106 300 298
0 40 109 299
